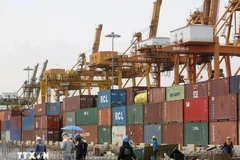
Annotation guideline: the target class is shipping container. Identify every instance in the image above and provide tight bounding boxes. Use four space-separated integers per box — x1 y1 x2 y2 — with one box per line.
184 97 208 122
85 95 98 109
22 130 35 141
149 87 166 103
185 81 208 99
34 104 46 116
112 106 126 125
112 126 126 145
1 130 10 141
126 87 147 105
63 96 80 112
144 102 162 124
22 116 34 130
126 125 144 145
22 109 34 117
4 110 21 120
46 102 61 115
34 129 61 142
76 125 98 143
144 124 161 144
209 94 237 120
166 85 185 101
162 123 183 145
34 116 61 129
98 108 111 126
0 112 5 121
11 116 21 129
127 104 143 124
162 100 183 123
209 121 237 145
184 122 208 146
118 89 127 106
98 126 112 144
5 120 10 130
1 120 5 131
10 129 21 141
230 75 240 93
75 108 98 125
208 78 230 96
64 111 75 126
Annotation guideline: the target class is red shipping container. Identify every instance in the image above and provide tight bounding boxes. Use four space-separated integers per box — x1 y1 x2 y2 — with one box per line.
76 125 98 143
0 112 5 121
208 78 230 96
184 97 208 122
4 110 21 120
1 120 5 131
63 96 80 112
98 108 111 126
162 100 183 123
144 102 162 124
34 115 60 129
34 129 61 142
34 104 46 116
185 81 208 99
22 130 35 141
209 94 237 120
209 121 237 145
11 116 22 129
126 125 143 144
149 88 166 103
126 87 147 105
162 123 183 145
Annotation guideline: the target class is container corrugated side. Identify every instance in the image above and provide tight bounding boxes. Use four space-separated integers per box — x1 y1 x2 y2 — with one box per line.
97 89 119 108
112 126 126 145
5 120 10 130
22 130 35 141
76 125 98 144
98 108 111 126
98 126 112 144
185 81 208 99
112 106 126 125
22 116 34 130
166 85 185 101
75 108 97 125
144 124 161 145
127 104 143 124
162 100 183 123
162 123 183 145
184 97 208 122
63 96 80 112
208 77 230 96
1 120 5 131
209 94 237 120
11 116 21 129
10 129 21 141
34 129 61 142
34 115 61 129
0 112 5 121
230 75 240 93
65 111 76 126
184 122 208 146
126 125 143 145
209 121 237 145
149 87 166 103
46 102 61 115
144 102 162 124
118 89 127 106
34 104 46 116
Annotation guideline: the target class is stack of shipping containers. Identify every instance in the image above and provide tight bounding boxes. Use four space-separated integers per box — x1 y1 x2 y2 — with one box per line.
209 78 238 145
144 88 165 144
4 110 21 141
162 85 184 145
184 81 209 146
22 109 34 141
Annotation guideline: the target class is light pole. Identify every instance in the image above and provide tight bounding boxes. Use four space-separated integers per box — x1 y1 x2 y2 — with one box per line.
105 32 121 89
23 66 33 108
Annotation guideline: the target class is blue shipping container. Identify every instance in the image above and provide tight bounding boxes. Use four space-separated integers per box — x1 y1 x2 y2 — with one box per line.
112 106 126 125
29 109 34 116
10 129 21 141
118 89 127 106
22 116 34 130
5 120 11 130
144 124 162 145
230 75 240 93
46 102 61 115
97 90 119 108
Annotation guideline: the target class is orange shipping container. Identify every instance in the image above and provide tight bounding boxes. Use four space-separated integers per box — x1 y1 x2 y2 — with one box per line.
76 125 98 143
4 110 21 120
22 130 35 141
0 112 5 121
98 108 111 126
162 100 183 123
34 104 46 116
1 120 5 131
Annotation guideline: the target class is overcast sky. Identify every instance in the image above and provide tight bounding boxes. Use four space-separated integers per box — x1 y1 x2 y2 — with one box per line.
0 0 239 95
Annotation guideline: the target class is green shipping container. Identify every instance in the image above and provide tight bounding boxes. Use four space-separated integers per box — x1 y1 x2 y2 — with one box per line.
166 85 185 101
98 126 112 144
127 104 143 124
184 122 208 146
75 108 97 125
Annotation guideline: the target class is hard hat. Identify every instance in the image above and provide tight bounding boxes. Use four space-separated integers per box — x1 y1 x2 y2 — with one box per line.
36 136 41 141
152 136 156 139
80 134 85 139
227 136 230 139
61 132 68 138
122 136 130 142
75 133 81 139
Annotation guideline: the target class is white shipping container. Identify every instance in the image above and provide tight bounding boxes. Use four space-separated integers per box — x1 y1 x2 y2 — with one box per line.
170 25 213 43
136 37 170 49
112 126 126 145
1 131 10 141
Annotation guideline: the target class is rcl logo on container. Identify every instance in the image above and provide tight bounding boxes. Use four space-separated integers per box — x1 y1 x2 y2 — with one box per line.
115 112 124 120
100 95 108 103
17 152 49 159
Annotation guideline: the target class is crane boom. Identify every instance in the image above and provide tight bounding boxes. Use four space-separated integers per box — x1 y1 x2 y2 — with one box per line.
92 24 103 54
149 0 162 38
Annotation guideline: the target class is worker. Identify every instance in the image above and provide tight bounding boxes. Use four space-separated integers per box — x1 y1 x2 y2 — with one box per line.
75 133 85 160
80 134 88 160
61 132 75 160
35 136 47 160
222 136 234 157
152 136 158 160
118 136 137 160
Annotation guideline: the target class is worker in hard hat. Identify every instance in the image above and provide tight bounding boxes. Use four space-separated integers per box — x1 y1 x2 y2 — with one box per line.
118 136 137 160
75 133 85 160
61 132 75 160
152 136 158 160
80 134 88 160
35 136 47 160
222 136 234 157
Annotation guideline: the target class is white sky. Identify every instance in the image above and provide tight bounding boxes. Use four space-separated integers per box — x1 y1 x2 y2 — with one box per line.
0 0 239 95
